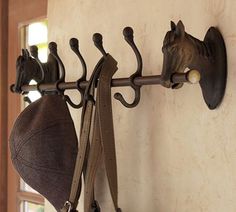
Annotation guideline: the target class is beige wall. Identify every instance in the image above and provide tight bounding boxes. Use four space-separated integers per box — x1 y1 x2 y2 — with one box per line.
46 0 236 211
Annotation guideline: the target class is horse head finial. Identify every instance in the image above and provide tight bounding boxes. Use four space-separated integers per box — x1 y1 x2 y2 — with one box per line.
161 20 227 109
11 49 44 94
161 20 196 89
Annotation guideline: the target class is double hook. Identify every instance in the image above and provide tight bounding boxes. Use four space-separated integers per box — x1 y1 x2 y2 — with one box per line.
114 27 143 108
48 40 87 108
92 27 143 108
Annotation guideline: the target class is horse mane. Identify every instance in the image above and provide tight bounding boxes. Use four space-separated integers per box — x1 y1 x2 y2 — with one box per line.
186 33 210 58
163 31 175 47
163 30 210 58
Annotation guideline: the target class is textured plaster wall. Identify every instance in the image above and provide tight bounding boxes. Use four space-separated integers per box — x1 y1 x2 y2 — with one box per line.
45 0 236 211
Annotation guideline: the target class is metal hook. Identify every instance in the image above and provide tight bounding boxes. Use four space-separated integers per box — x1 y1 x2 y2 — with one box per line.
114 27 143 108
69 38 87 81
48 42 65 83
93 33 107 56
29 46 45 94
22 49 30 59
68 38 87 108
49 42 83 109
29 45 39 59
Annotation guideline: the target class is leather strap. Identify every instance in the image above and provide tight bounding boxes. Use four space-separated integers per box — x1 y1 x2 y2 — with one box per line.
84 55 121 212
84 110 102 212
61 55 121 212
61 58 104 212
97 55 120 211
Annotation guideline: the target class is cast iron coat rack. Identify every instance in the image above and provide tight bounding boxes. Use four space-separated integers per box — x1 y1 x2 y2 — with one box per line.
10 21 227 110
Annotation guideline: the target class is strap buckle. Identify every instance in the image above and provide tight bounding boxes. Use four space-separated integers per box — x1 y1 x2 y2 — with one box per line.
63 201 72 212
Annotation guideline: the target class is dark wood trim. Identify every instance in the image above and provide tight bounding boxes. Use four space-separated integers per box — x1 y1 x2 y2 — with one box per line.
7 1 47 212
0 1 9 212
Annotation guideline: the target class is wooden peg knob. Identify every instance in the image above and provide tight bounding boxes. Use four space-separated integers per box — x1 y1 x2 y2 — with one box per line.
187 69 201 84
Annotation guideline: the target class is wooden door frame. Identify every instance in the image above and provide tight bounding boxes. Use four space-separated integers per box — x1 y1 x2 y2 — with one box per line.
7 1 47 212
0 1 9 212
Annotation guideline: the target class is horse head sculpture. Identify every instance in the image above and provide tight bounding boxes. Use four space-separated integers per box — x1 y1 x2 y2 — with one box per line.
11 49 43 93
161 20 227 109
11 47 59 94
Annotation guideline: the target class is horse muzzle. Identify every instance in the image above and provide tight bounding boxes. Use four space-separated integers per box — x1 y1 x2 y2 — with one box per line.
161 53 184 89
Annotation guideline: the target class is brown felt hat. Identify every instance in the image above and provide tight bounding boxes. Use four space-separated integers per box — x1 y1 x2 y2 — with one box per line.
9 95 78 211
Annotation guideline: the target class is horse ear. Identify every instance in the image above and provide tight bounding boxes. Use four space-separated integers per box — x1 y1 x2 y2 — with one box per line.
170 21 176 31
16 55 24 66
175 20 185 38
22 49 30 60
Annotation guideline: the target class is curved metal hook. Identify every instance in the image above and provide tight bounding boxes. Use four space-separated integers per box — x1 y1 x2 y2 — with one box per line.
68 38 87 108
48 42 66 97
114 27 143 108
69 38 87 81
93 33 107 56
29 46 45 94
49 42 82 109
29 45 39 59
22 49 30 59
48 42 65 83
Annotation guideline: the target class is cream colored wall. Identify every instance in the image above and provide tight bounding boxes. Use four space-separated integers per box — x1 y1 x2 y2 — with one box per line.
45 0 236 211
